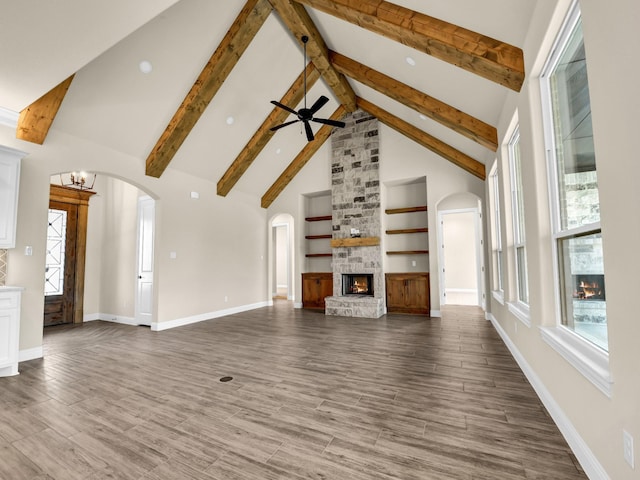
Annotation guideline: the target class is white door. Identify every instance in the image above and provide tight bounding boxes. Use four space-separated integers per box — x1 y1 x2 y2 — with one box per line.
135 196 154 326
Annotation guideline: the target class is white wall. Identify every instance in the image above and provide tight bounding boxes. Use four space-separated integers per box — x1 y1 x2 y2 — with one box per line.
487 0 640 478
2 125 269 351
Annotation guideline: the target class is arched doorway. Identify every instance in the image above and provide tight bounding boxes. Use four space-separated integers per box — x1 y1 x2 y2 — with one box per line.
45 173 157 327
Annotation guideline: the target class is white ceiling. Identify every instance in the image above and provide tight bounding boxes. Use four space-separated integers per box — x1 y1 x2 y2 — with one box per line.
0 0 537 197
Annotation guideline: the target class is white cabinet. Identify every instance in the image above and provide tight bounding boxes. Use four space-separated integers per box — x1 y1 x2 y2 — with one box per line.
0 287 22 376
0 145 25 249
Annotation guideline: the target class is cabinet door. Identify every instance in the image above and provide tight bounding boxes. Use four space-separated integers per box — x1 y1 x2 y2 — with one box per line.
302 273 333 309
405 274 430 314
386 273 430 315
0 153 21 248
385 275 407 311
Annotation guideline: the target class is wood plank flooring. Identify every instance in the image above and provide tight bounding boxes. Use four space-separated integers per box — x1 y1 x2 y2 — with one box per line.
0 303 587 479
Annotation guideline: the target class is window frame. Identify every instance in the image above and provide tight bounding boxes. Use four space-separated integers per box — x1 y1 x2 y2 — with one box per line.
506 126 530 325
538 0 611 396
488 163 504 304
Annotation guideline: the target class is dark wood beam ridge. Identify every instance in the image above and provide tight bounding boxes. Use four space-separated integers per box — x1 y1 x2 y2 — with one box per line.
293 0 525 91
268 0 357 111
16 75 75 145
261 105 347 208
357 97 485 180
217 63 320 197
145 0 273 178
330 51 498 151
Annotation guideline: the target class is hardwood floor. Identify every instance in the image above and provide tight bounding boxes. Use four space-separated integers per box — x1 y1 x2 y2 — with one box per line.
0 303 587 479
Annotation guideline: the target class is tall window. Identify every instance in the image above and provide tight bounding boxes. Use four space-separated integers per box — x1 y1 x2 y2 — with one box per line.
508 127 528 305
541 5 607 350
489 165 503 297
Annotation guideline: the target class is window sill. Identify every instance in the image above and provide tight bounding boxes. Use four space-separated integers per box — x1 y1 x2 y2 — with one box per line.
492 290 504 305
508 301 531 327
540 326 612 397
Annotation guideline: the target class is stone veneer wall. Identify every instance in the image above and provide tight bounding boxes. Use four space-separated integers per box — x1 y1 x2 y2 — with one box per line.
324 110 385 318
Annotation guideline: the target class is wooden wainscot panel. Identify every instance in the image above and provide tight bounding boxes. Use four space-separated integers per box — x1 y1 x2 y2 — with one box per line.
330 236 380 248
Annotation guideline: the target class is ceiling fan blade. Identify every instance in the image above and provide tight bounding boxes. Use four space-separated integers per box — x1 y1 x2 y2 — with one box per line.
304 120 314 141
271 100 298 116
309 95 329 114
269 119 300 132
311 118 346 128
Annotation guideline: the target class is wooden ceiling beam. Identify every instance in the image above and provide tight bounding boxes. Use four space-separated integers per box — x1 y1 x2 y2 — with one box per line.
261 105 346 208
217 63 320 197
16 75 74 145
268 0 357 111
145 0 272 178
293 0 524 91
330 51 497 151
357 97 485 180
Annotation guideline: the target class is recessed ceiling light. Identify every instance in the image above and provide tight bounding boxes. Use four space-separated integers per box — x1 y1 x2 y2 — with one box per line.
405 56 416 66
226 116 234 125
419 114 427 120
139 60 153 74
276 148 282 154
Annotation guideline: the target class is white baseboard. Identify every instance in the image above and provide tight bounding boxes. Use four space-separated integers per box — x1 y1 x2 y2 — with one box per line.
488 313 610 480
86 313 138 326
293 302 303 309
151 301 270 332
19 346 43 362
430 309 441 317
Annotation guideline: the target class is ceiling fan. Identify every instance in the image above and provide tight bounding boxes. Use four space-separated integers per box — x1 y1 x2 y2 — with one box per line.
270 35 346 141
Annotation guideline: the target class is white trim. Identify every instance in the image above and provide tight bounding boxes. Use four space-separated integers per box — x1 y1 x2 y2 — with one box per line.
540 326 612 397
151 301 270 331
489 314 610 480
19 346 43 362
293 302 303 309
430 309 441 317
507 301 531 327
0 107 19 128
492 290 504 305
90 313 139 326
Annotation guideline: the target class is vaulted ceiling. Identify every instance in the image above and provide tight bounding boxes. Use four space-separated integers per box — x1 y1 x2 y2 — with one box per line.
0 0 537 207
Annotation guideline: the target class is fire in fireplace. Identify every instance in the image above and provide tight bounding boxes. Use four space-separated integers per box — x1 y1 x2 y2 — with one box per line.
342 274 374 296
572 274 605 300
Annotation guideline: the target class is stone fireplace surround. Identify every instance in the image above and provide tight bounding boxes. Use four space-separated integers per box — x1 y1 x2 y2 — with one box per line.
324 111 385 318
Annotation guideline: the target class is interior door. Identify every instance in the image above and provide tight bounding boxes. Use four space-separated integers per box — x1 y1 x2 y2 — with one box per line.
135 196 154 326
44 201 78 326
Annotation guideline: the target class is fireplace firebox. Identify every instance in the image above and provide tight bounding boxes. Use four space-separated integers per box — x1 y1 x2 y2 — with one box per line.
342 274 374 296
572 274 605 301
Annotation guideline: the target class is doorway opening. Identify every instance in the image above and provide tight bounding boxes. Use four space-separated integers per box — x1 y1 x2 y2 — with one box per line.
269 213 294 304
44 184 95 326
44 174 156 329
437 193 485 309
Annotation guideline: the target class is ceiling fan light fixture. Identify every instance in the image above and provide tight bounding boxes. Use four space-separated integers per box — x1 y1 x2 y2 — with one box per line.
268 35 345 141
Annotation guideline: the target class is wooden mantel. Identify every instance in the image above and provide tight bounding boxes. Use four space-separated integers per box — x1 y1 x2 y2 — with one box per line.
330 236 380 248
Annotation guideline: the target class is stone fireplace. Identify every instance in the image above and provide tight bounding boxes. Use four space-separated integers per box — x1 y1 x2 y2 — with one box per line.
324 111 385 318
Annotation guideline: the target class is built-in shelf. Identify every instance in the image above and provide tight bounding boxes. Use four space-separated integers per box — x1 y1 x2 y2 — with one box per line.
385 228 428 235
385 206 427 215
305 234 332 240
305 215 332 222
386 250 429 255
305 253 333 258
330 236 380 248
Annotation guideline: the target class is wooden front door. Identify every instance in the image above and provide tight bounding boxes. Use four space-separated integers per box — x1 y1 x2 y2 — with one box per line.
44 201 77 326
44 185 95 327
